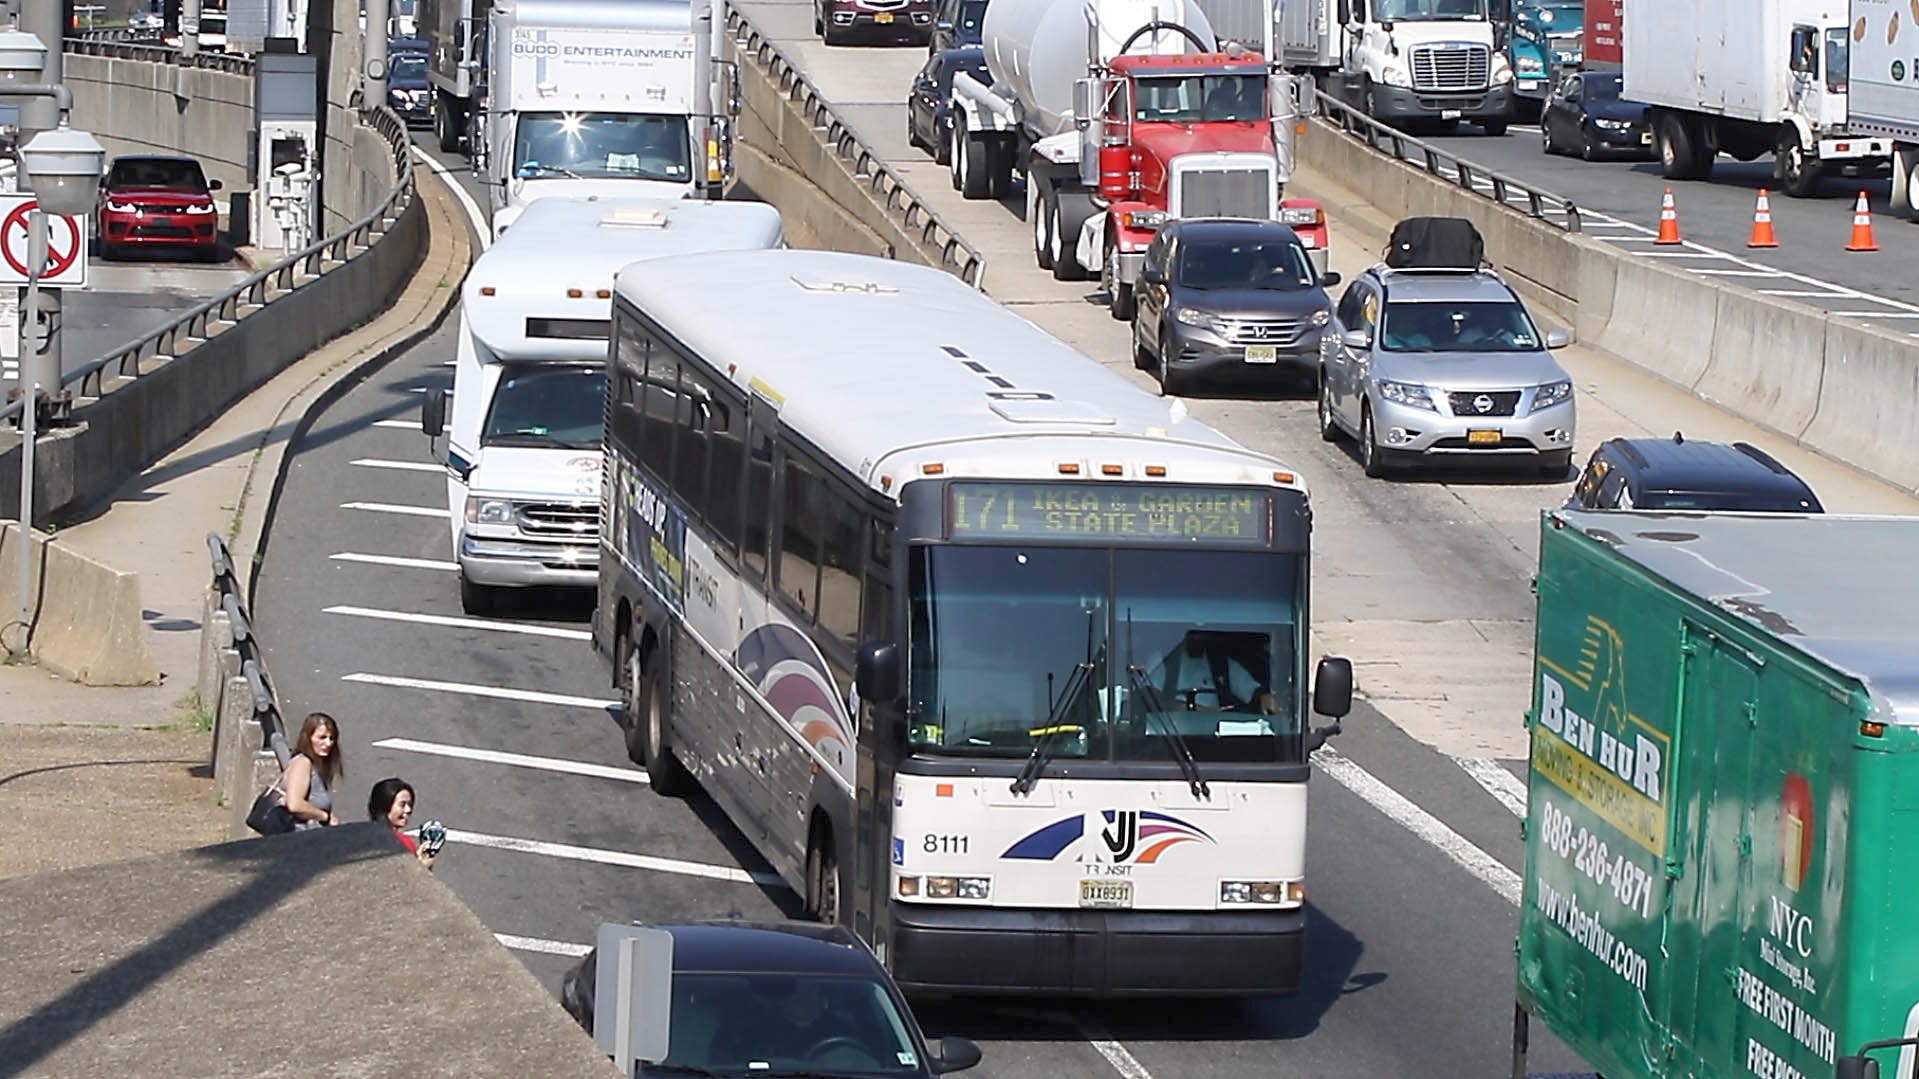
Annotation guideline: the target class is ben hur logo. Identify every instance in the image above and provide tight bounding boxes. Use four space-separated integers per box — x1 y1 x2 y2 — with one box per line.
1534 615 1671 855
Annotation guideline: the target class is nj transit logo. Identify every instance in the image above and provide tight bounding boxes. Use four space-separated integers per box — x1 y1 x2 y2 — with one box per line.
1002 810 1214 865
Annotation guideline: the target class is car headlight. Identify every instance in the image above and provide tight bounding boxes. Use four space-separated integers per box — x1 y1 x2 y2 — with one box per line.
1309 309 1331 328
1516 55 1545 74
183 203 217 215
1594 117 1629 129
1533 380 1574 409
105 200 137 213
1174 307 1228 334
464 497 515 524
1381 65 1410 88
1376 379 1437 412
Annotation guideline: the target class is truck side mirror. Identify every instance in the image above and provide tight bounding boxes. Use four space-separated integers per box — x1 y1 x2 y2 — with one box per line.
1337 0 1351 24
857 641 901 703
1836 1057 1879 1079
1313 656 1354 719
422 387 447 438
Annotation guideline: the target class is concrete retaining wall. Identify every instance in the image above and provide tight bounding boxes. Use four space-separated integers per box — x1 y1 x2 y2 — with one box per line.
65 53 253 196
1293 119 1919 494
0 522 160 685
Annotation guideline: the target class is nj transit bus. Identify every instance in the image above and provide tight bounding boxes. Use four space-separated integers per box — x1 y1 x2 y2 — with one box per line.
592 249 1353 997
421 195 783 614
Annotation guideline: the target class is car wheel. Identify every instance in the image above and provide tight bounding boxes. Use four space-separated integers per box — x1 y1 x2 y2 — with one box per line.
1541 122 1554 155
1360 405 1391 479
933 120 951 166
906 112 923 152
458 573 495 615
1317 374 1341 443
1132 314 1154 370
1580 127 1598 161
957 130 991 198
644 661 694 797
619 630 648 766
948 124 963 191
813 1 823 35
1157 331 1190 397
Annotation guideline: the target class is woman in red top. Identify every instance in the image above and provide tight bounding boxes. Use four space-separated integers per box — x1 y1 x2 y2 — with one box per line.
368 777 434 869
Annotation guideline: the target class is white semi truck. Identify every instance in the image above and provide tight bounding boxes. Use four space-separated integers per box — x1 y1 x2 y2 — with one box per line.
1277 0 1515 134
949 0 1327 314
1622 0 1891 196
1848 0 1919 216
423 0 735 235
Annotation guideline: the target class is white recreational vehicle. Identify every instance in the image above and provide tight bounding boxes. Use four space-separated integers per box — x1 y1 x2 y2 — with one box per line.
421 195 785 614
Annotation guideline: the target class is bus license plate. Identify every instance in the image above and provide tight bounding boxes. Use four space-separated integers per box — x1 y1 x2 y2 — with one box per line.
1080 879 1134 909
1245 345 1278 364
1466 428 1503 445
874 12 893 21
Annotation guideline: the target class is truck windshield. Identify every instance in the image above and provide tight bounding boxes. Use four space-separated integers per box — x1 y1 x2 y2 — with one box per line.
906 546 1303 764
513 112 691 183
1373 0 1488 21
1133 75 1266 123
1379 300 1543 352
481 363 604 450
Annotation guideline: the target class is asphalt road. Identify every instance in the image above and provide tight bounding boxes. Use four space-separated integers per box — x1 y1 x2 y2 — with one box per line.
1413 116 1919 333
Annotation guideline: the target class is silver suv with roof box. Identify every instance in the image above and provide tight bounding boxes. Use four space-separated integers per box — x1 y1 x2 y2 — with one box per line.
1316 264 1577 479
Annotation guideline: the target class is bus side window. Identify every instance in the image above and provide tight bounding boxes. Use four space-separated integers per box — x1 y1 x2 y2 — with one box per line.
819 482 865 649
741 413 775 581
610 315 646 455
703 378 747 556
641 356 678 484
676 367 719 522
779 452 825 622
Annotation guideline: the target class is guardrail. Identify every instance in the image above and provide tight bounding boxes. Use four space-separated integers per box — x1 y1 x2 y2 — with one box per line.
205 531 292 771
0 105 413 426
725 4 987 288
63 34 256 74
1313 89 1583 233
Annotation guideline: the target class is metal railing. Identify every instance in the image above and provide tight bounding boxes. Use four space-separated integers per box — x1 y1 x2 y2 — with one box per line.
1 105 414 425
207 532 291 768
63 34 256 74
1314 89 1583 233
725 4 987 289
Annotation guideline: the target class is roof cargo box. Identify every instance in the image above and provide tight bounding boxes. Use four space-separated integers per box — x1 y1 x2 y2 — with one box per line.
1383 217 1484 269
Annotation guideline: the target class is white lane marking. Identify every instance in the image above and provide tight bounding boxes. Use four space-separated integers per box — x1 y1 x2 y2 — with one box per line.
373 418 422 429
347 671 612 707
446 826 787 887
1836 311 1919 318
442 359 457 366
341 501 450 518
1314 747 1522 906
1760 289 1850 298
351 458 443 473
1640 251 1728 258
1456 758 1529 819
1579 218 1637 229
324 606 593 640
495 932 593 958
411 145 491 250
1077 1018 1156 1079
331 551 458 571
371 735 647 783
1694 269 1789 277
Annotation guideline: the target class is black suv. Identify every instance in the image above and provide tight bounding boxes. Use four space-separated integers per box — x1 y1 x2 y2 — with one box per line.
1566 434 1825 512
928 0 987 53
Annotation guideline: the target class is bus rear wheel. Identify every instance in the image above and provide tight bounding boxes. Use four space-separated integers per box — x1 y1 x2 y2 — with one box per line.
806 831 840 925
643 662 693 796
618 630 647 766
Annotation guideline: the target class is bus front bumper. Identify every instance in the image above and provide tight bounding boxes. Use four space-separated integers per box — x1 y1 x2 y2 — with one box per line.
888 903 1305 997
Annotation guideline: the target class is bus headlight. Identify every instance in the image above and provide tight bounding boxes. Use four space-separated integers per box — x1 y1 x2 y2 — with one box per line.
898 875 991 900
1220 880 1305 905
465 497 515 525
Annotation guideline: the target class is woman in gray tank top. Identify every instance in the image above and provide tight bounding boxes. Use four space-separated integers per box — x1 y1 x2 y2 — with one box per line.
281 712 344 830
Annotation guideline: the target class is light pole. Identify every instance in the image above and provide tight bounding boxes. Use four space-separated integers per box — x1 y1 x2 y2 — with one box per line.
4 120 103 661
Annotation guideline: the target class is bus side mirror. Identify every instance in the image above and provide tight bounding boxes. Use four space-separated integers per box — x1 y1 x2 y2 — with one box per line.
857 641 901 703
422 388 446 438
1313 656 1353 719
1837 1057 1880 1079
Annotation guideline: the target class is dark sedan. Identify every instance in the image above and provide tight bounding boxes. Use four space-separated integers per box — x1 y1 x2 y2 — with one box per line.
1540 71 1652 161
908 45 987 167
1131 218 1340 396
559 920 982 1077
387 50 432 128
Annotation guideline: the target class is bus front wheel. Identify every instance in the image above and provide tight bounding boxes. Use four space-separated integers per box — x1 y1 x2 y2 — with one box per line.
643 661 694 796
806 830 840 925
619 629 647 766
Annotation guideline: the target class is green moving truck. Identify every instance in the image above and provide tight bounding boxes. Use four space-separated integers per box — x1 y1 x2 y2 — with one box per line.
1513 509 1919 1079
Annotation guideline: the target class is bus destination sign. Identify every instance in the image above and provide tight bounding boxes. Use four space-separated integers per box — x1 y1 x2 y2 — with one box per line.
947 482 1271 546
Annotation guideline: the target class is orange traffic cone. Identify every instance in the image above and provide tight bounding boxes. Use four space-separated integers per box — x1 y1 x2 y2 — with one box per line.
1845 191 1879 252
1748 189 1779 248
1655 188 1683 245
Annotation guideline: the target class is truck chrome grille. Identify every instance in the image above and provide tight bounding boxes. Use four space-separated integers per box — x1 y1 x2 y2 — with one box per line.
1409 44 1491 92
517 502 599 539
1172 167 1271 220
1223 317 1304 346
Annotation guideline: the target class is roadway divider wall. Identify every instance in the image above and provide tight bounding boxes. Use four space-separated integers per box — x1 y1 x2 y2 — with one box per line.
1294 117 1919 495
63 41 254 195
0 521 160 685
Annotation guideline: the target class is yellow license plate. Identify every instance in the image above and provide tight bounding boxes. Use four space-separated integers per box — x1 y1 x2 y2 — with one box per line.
1244 345 1278 364
1466 429 1503 445
1079 879 1134 909
874 12 894 22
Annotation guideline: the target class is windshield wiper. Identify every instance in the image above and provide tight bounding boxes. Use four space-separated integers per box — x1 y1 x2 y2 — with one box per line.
488 428 596 449
518 163 582 179
1011 659 1092 795
1125 613 1210 800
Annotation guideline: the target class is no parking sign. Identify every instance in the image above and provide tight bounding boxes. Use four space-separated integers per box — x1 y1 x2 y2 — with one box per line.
0 195 87 287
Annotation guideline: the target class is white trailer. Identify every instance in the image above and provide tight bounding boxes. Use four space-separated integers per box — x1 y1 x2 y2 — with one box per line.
420 196 784 614
1848 0 1919 216
1275 0 1514 133
1622 0 1891 195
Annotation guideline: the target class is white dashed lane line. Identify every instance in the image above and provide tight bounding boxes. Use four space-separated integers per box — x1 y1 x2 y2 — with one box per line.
324 605 593 640
1455 758 1529 819
371 735 648 784
330 551 459 572
495 933 593 958
351 458 444 473
340 500 450 518
344 670 609 704
446 827 787 887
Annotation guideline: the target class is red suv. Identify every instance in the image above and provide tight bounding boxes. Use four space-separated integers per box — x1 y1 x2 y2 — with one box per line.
97 155 224 261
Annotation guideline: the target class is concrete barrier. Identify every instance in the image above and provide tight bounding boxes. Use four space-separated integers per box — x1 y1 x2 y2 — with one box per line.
1698 289 1829 438
64 51 252 194
0 522 160 686
1588 256 1721 392
1805 319 1919 492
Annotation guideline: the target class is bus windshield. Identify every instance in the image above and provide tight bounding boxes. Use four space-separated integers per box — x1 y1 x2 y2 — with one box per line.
482 363 604 449
513 112 692 183
907 546 1302 764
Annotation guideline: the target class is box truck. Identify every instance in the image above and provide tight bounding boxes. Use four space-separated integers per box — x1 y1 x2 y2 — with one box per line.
1622 0 1891 196
1512 508 1919 1079
1847 0 1919 217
